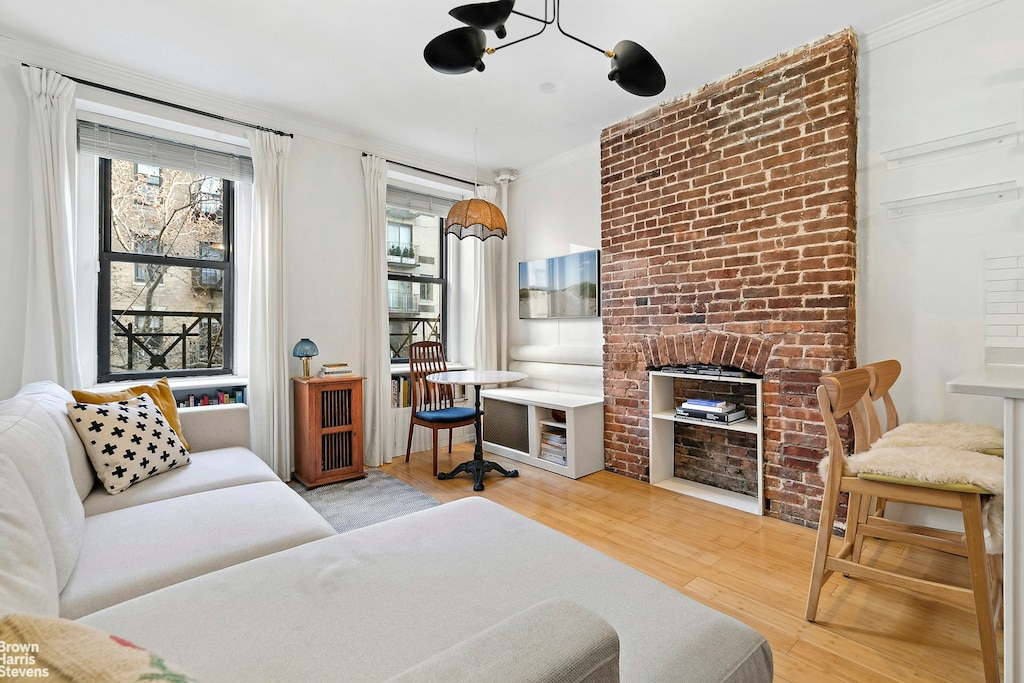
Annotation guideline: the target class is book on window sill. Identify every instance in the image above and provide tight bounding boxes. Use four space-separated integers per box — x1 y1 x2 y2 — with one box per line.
674 407 748 424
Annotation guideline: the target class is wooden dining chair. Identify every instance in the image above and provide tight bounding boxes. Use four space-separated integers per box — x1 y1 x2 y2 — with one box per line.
807 367 1003 683
862 359 1004 454
405 341 478 475
857 359 1004 526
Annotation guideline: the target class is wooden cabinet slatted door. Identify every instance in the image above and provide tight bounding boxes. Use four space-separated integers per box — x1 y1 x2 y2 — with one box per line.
292 375 365 487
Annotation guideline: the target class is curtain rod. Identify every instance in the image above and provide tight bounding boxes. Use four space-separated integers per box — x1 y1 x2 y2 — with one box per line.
363 152 475 188
22 63 293 138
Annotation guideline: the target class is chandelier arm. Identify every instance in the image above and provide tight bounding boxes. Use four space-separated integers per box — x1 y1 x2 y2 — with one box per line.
489 22 550 53
554 0 612 57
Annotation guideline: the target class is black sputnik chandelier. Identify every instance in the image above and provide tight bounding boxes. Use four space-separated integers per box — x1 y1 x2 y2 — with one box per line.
423 0 667 97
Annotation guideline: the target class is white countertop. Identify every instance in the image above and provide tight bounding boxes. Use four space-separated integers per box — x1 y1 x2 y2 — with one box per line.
947 364 1024 400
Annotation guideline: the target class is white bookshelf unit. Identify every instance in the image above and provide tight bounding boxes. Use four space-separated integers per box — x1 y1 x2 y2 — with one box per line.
480 387 604 479
648 370 764 515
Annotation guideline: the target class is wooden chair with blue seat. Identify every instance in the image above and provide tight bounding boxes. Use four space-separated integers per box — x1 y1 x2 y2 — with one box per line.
806 366 1003 683
405 341 478 476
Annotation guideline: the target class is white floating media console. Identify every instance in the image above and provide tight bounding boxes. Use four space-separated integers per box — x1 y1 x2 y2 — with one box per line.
480 387 605 479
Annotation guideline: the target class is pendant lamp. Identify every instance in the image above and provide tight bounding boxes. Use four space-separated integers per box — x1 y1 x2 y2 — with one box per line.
445 197 507 241
444 130 508 241
424 0 666 97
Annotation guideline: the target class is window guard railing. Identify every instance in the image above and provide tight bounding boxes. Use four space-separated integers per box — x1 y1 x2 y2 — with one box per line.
389 316 441 359
111 310 223 371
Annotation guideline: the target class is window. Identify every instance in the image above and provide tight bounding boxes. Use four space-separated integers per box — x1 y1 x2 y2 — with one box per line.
385 187 455 361
96 155 235 381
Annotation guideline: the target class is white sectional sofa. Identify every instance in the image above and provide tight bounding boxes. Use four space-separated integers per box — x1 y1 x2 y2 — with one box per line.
0 381 773 682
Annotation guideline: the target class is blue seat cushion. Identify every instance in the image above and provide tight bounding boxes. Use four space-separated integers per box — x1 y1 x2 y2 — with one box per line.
414 406 477 423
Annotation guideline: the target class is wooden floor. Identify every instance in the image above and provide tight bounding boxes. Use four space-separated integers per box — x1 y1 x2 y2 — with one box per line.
383 443 1002 683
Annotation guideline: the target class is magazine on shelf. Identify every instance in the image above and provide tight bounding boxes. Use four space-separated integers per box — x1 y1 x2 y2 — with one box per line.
675 407 748 423
678 400 736 413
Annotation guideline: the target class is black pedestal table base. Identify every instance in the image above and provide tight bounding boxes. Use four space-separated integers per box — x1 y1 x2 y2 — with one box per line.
437 458 518 491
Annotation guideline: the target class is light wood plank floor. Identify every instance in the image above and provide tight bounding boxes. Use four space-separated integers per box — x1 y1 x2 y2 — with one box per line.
383 444 1002 682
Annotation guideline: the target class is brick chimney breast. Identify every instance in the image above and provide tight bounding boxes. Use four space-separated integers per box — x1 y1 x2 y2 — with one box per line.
600 29 858 527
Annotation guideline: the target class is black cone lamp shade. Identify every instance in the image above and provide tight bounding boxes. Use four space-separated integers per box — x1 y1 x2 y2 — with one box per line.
449 0 515 39
607 40 666 97
424 27 489 74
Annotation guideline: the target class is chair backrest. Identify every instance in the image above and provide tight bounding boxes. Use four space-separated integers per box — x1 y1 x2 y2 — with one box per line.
816 367 873 478
861 359 902 444
408 341 455 412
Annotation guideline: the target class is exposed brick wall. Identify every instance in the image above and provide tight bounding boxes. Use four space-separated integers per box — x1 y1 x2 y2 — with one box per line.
600 30 858 528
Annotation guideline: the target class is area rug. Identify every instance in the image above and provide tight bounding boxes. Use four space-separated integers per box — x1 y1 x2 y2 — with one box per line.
289 469 440 533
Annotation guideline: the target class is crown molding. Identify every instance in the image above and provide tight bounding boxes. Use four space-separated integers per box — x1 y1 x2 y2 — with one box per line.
859 0 1005 52
0 34 482 183
516 140 600 181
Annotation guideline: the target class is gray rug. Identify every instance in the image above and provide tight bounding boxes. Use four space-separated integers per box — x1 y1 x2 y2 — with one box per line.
289 469 440 533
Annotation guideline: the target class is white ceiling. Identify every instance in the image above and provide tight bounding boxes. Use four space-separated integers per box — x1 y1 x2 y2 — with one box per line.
0 0 952 173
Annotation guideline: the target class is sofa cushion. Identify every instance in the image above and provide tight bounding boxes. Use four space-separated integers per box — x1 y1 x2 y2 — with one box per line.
0 453 59 617
0 613 194 681
83 446 279 516
79 497 773 682
67 395 190 495
72 377 190 450
60 481 335 618
0 398 83 594
15 381 95 501
385 598 619 683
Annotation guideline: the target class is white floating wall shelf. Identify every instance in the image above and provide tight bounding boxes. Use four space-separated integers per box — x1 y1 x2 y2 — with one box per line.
883 181 1020 218
882 123 1019 169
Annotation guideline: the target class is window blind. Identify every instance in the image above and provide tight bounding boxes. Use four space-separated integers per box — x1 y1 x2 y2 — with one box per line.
386 186 457 215
77 120 254 183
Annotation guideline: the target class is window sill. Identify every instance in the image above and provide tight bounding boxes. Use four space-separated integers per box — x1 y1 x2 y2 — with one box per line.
82 375 248 393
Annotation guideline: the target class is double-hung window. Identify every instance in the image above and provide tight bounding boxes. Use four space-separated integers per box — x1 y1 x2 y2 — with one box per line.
79 122 252 382
385 186 455 361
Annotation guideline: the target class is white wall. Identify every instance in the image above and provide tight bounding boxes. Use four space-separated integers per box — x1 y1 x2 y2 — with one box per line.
858 0 1023 426
505 144 605 394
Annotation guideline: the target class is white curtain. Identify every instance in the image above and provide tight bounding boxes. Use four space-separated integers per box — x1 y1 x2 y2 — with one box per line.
361 155 392 466
20 66 82 387
246 130 292 479
471 183 508 372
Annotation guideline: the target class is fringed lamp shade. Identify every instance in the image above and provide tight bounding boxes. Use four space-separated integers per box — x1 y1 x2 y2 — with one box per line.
444 198 507 241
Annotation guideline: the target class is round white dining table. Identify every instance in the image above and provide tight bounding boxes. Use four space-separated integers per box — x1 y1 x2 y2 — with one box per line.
427 370 527 491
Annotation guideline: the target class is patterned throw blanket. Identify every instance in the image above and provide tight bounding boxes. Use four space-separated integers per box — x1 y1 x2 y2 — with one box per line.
0 613 194 682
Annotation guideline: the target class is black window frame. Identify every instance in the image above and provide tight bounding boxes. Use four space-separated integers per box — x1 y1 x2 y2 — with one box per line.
96 156 235 382
386 213 448 363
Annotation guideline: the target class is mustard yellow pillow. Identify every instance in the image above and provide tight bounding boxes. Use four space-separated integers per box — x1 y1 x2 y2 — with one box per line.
72 377 189 450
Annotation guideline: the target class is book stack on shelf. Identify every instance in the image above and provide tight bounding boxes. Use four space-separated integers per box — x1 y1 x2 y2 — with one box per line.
319 362 353 378
390 376 411 408
539 430 568 466
176 387 246 408
675 397 748 424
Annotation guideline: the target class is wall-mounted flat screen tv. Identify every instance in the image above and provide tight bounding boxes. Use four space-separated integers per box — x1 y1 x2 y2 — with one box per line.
519 250 601 319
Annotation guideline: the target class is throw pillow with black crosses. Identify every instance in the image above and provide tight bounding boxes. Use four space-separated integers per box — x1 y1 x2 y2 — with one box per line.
66 394 191 494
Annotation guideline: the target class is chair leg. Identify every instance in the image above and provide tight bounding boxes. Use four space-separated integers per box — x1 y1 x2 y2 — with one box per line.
848 492 869 564
448 427 454 453
431 428 439 476
405 422 415 462
806 478 841 621
961 493 1000 683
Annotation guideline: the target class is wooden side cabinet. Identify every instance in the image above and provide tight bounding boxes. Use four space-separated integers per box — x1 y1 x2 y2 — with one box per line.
292 375 365 487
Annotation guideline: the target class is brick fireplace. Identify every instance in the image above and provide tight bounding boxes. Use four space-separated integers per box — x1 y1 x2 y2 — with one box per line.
600 30 858 527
